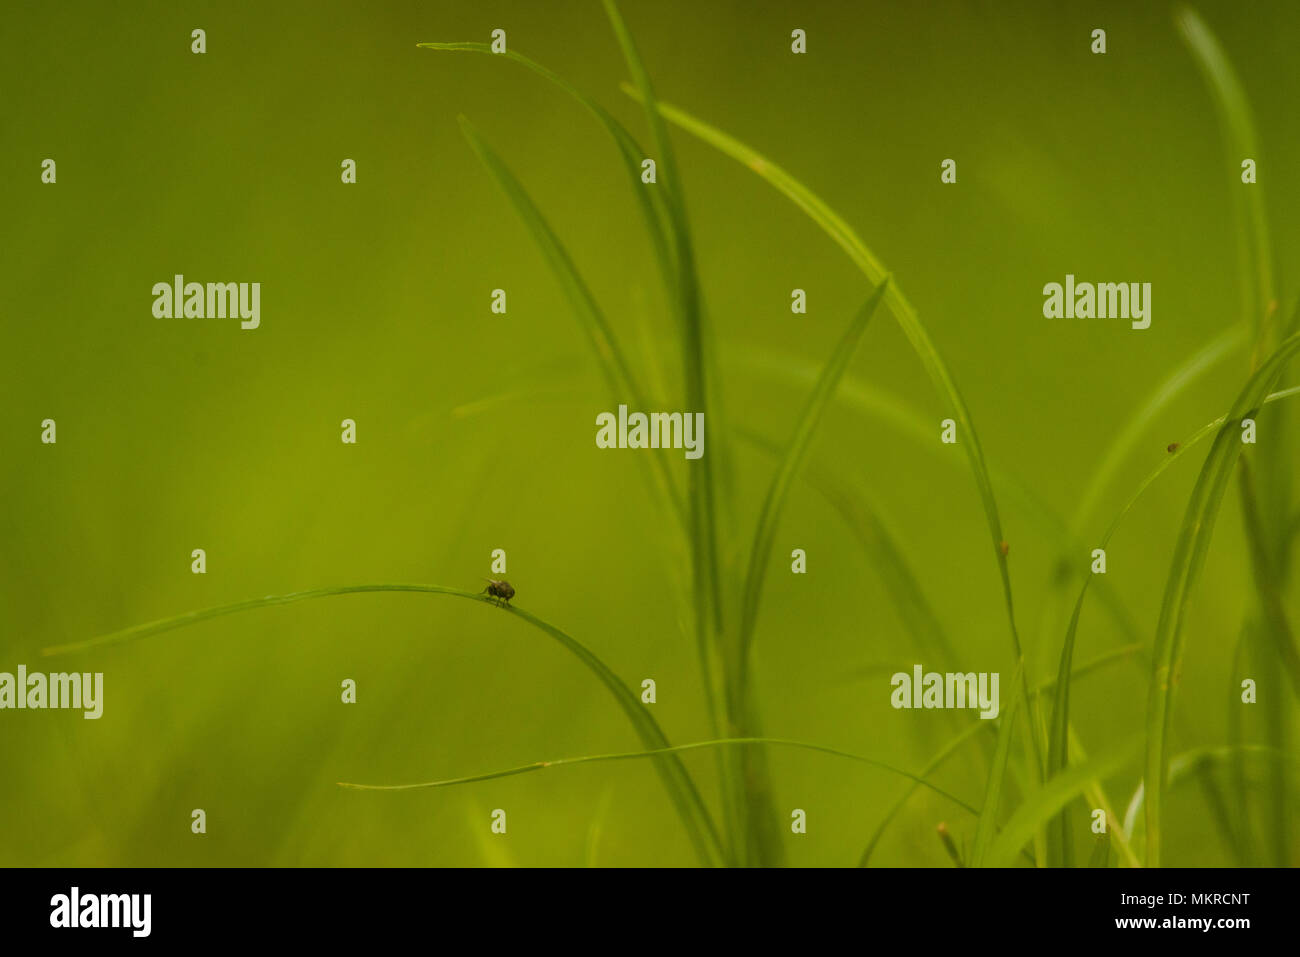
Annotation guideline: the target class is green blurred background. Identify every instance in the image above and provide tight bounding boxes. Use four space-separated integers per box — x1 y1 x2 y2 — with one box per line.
3 0 1297 866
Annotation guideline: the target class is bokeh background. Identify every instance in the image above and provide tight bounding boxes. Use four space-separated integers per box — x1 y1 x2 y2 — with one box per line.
2 0 1298 866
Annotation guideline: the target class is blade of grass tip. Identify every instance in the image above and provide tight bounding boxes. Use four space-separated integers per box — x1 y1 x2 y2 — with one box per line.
43 584 724 867
985 737 1141 868
599 0 741 860
739 280 890 677
633 90 1041 775
1145 331 1300 866
417 42 679 306
969 660 1024 867
339 736 983 821
936 823 964 867
455 115 687 535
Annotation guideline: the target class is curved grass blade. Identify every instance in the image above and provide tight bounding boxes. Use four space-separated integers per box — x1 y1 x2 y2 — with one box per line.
739 280 890 676
984 737 1141 868
43 584 725 867
455 115 687 533
860 722 990 867
1145 331 1300 865
1050 372 1300 866
732 349 1144 653
416 42 678 304
1176 14 1295 867
733 425 959 668
339 735 981 820
1072 324 1246 532
632 90 1040 773
1048 321 1248 867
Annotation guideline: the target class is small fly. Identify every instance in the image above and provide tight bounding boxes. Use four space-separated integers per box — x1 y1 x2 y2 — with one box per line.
482 578 515 607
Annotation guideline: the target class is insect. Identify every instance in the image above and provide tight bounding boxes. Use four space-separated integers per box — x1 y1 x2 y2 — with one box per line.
482 578 515 607
1167 442 1180 453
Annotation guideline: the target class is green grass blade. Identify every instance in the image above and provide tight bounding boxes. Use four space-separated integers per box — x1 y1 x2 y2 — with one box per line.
43 584 725 867
1238 458 1300 695
1123 743 1288 857
340 735 981 822
600 0 743 861
857 643 1141 867
1145 331 1300 865
455 115 687 532
1072 325 1246 532
985 737 1141 868
1051 374 1300 866
632 90 1040 774
1175 7 1274 352
739 280 890 675
1064 730 1143 869
1177 11 1294 870
733 425 960 668
970 660 1024 867
732 348 1145 654
416 42 678 306
859 721 989 867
